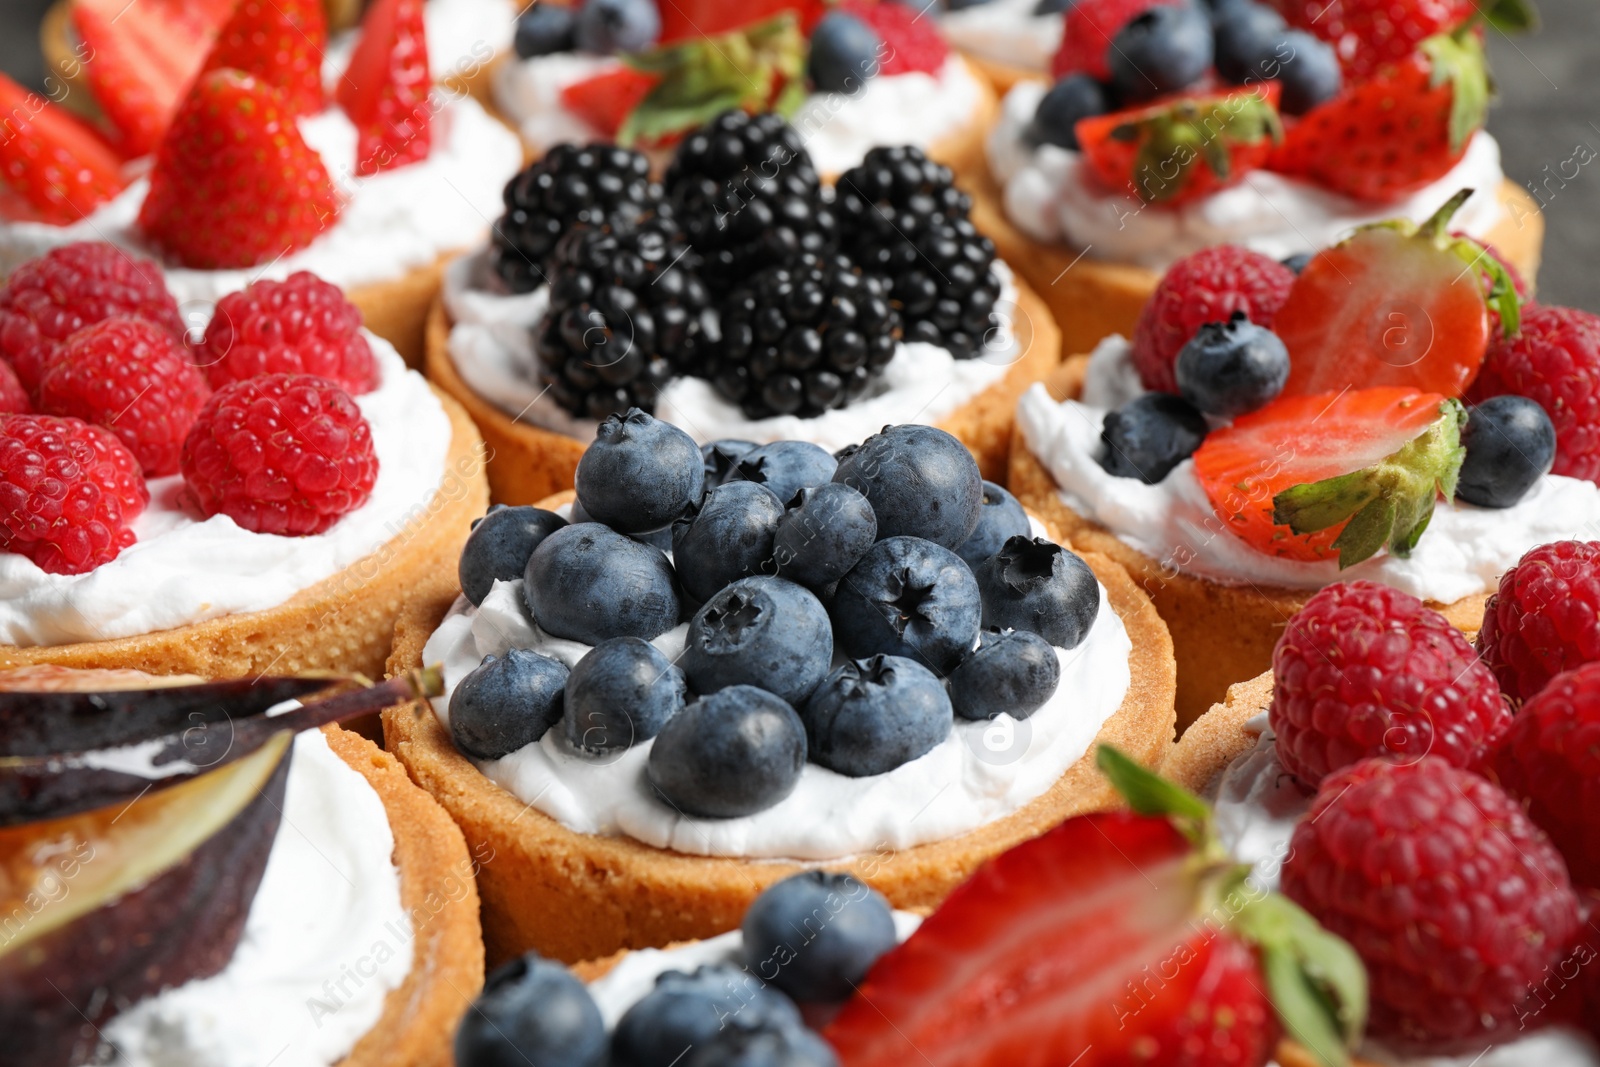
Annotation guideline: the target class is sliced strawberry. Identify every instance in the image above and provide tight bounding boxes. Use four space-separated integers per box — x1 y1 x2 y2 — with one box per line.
336 0 432 175
1076 84 1282 206
657 0 827 46
560 67 662 139
1052 0 1182 82
0 73 126 224
201 0 329 119
839 0 949 76
138 70 341 270
1193 388 1464 566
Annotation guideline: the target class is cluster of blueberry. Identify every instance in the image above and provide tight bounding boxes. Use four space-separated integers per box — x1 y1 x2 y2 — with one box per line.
450 413 1103 818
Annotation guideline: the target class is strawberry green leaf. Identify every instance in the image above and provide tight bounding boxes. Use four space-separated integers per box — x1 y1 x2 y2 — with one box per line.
1482 0 1537 33
1121 90 1282 203
1239 894 1369 1067
1096 744 1211 827
1422 31 1489 152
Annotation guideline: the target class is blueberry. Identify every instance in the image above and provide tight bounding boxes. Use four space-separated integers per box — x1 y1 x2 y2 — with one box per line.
803 655 952 776
1109 5 1213 103
808 12 882 94
1174 310 1289 418
1456 395 1556 509
733 441 838 508
449 650 569 760
563 637 686 753
1212 2 1287 83
672 481 785 604
1024 74 1110 151
975 537 1099 648
833 425 982 549
647 685 807 818
460 505 568 606
684 1026 839 1067
1032 0 1072 12
572 496 672 550
1272 29 1341 115
1098 393 1208 483
1281 252 1312 274
894 0 945 13
575 408 702 534
703 438 758 494
681 577 833 705
612 965 803 1067
955 481 1031 567
514 2 577 58
773 482 878 590
946 629 1061 721
832 536 982 673
524 523 682 644
455 953 606 1067
741 871 897 1003
573 0 659 54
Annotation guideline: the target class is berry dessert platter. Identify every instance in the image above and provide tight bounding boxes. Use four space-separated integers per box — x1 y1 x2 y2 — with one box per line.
1163 565 1600 1062
433 114 1063 504
973 0 1544 355
448 749 1372 1067
0 245 487 678
491 0 998 179
0 665 483 1067
382 416 1177 964
1009 199 1600 726
3 0 523 366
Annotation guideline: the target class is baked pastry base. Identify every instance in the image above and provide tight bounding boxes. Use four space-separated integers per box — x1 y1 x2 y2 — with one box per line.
382 499 1177 966
0 387 488 680
960 50 1048 98
1008 356 1487 732
971 172 1546 359
349 254 462 370
424 267 1062 505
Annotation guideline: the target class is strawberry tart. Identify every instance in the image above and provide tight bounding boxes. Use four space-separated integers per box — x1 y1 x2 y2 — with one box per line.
383 418 1176 963
973 0 1543 355
0 245 487 678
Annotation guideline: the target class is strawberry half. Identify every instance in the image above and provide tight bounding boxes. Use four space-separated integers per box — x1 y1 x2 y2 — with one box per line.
0 73 126 224
1193 388 1465 567
560 68 661 140
336 0 433 176
1077 84 1282 206
1275 191 1520 399
200 0 329 119
826 748 1366 1067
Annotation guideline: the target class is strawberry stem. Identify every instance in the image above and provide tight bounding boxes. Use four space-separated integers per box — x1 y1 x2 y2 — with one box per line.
1417 187 1475 239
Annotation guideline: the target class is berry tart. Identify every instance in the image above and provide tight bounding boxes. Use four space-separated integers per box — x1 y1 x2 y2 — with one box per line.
382 416 1177 964
491 0 997 179
1162 574 1600 1062
973 0 1544 355
6 0 523 366
0 666 483 1067
1008 202 1600 727
432 119 1062 503
0 246 487 678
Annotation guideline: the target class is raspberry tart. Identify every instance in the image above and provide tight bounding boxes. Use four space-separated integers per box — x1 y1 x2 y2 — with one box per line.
1009 202 1600 726
383 416 1176 964
973 0 1543 354
0 247 487 678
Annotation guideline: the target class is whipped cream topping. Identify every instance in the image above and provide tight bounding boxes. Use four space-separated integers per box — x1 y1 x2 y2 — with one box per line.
98 729 412 1067
1015 336 1600 604
0 93 522 302
986 80 1516 272
0 338 453 647
939 0 1061 73
323 0 516 84
441 251 1022 453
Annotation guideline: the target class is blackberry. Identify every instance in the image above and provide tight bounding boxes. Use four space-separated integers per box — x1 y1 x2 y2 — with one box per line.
695 253 902 420
490 143 661 293
664 110 838 285
534 217 716 420
834 146 1003 360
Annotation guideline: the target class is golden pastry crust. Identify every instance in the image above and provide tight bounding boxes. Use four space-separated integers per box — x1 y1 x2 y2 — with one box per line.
0 387 489 681
348 254 463 370
1007 356 1488 731
960 51 1048 98
381 493 1177 966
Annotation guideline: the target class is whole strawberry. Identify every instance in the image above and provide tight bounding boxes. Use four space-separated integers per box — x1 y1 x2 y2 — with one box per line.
37 318 211 477
196 272 380 396
0 72 126 226
1266 0 1482 82
1282 756 1581 1053
181 374 378 536
199 0 328 118
1270 581 1509 788
1477 541 1600 705
1130 246 1294 394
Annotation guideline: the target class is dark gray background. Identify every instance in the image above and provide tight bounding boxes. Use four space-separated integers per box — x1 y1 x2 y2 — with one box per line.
3 0 1595 309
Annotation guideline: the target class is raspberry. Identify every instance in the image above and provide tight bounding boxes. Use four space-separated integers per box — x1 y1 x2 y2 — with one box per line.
37 318 212 477
1130 246 1294 394
840 0 949 75
195 272 379 396
0 415 148 574
1281 756 1581 1052
0 242 184 396
1053 0 1180 82
1467 305 1600 483
1270 580 1510 789
1477 540 1600 704
0 361 29 415
181 374 378 536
